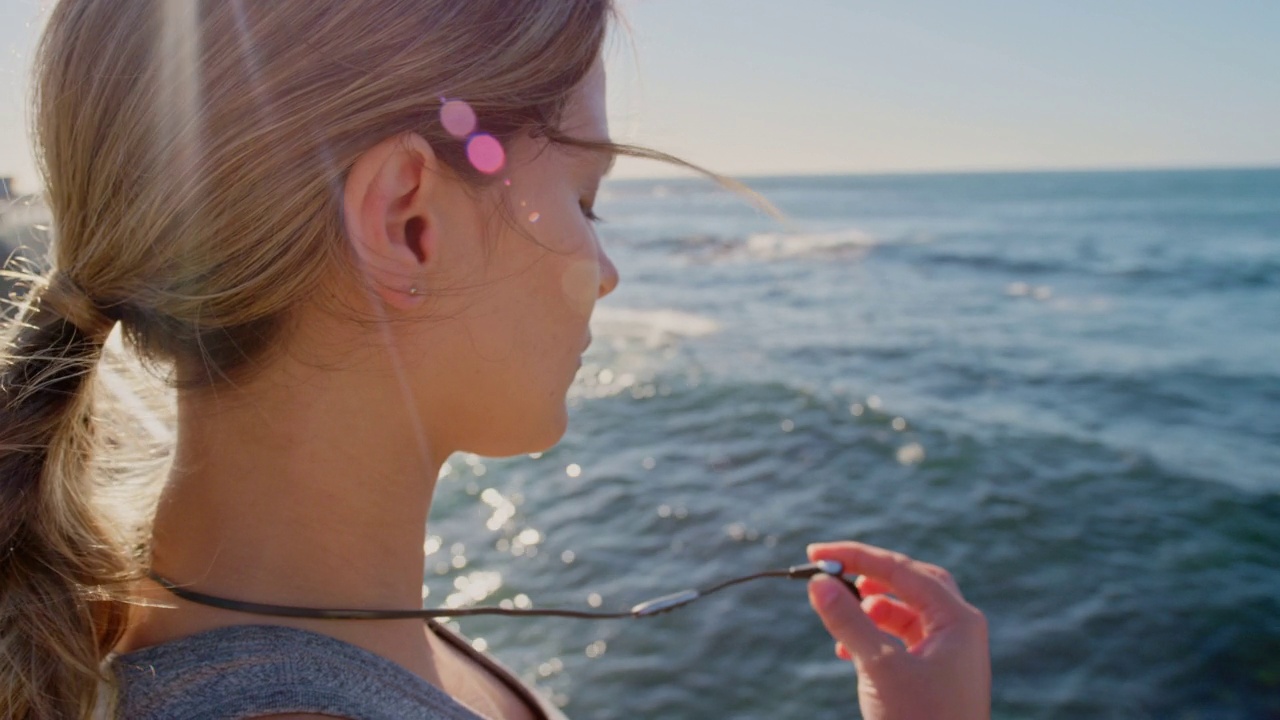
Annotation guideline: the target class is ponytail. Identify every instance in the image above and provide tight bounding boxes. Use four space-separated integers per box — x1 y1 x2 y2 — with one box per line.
0 275 134 719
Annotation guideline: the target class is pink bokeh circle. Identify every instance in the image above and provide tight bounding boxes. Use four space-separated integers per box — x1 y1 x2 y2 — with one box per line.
467 134 506 175
440 100 477 139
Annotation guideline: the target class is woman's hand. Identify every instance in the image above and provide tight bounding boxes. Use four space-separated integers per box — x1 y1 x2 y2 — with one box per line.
806 541 991 720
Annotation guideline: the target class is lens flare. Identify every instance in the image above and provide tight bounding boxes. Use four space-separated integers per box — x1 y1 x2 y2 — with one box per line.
466 134 506 174
440 100 477 138
561 260 598 316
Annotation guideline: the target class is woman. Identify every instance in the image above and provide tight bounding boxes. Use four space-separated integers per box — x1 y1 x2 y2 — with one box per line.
0 1 990 718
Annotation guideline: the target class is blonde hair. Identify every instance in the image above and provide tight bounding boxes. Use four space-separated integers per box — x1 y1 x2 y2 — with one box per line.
0 1 700 717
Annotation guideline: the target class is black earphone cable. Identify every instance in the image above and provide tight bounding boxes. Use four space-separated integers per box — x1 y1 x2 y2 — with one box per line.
147 561 860 621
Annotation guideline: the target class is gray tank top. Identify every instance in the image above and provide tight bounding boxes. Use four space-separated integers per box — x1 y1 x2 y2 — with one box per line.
110 622 557 720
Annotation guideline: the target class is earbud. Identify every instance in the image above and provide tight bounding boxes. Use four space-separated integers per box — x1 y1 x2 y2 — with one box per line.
787 560 862 601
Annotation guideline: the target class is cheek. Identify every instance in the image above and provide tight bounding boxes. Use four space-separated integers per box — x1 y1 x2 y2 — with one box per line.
522 208 599 317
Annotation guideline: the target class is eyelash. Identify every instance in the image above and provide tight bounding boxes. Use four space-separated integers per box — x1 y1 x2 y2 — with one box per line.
581 204 605 224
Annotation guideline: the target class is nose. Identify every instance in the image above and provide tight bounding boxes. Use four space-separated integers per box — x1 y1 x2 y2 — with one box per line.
597 246 619 299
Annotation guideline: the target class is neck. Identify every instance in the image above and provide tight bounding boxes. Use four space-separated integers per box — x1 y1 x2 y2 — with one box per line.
147 350 451 617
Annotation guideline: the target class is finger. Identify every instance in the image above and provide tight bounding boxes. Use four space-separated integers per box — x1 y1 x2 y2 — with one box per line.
863 594 925 648
859 565 957 596
856 576 895 598
808 541 967 621
915 562 961 594
808 574 896 660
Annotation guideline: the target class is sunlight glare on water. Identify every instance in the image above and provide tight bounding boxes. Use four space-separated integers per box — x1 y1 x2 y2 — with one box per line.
411 170 1280 718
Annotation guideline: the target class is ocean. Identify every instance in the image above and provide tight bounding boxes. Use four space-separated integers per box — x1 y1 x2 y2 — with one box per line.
3 168 1276 719
425 168 1280 719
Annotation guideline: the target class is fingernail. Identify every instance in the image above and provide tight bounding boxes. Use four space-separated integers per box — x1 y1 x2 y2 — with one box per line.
810 576 839 609
806 542 824 558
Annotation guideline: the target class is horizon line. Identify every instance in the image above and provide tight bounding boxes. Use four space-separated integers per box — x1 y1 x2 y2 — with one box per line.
608 161 1280 182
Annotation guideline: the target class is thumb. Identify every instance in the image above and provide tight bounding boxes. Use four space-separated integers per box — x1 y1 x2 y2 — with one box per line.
808 575 895 661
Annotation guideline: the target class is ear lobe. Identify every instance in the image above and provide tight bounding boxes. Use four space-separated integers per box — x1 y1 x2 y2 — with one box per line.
343 132 441 310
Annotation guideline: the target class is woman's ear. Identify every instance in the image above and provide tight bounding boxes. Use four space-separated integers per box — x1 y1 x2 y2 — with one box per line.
343 132 441 310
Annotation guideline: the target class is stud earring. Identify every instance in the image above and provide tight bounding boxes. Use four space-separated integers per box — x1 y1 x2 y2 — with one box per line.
408 285 421 297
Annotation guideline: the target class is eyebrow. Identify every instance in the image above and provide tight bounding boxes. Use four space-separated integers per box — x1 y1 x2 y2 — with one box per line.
601 150 617 177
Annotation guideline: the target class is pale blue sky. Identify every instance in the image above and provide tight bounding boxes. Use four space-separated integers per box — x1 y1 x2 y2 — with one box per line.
2 0 1278 189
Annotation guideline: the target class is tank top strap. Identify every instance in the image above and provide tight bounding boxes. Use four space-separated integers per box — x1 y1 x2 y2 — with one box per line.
425 619 565 720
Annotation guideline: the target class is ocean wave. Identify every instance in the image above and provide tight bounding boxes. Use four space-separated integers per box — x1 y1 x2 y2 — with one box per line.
907 246 1280 291
1111 260 1280 291
743 229 880 261
910 249 1065 275
590 307 721 347
623 227 889 264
